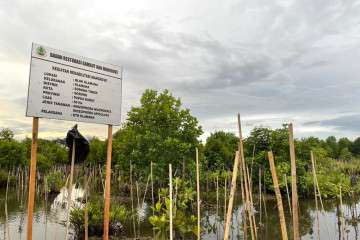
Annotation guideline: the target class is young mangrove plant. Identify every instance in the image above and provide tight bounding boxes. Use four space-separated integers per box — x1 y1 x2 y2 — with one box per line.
69 196 128 239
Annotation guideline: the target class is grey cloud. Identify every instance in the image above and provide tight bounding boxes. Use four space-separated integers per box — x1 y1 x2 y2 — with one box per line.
304 114 360 133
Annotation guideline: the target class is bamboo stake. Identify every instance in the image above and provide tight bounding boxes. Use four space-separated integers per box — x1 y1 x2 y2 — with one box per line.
339 185 345 240
259 169 262 224
169 164 173 240
141 175 151 211
224 151 240 240
288 123 299 240
85 203 88 240
65 139 76 240
130 163 136 239
315 171 332 240
311 152 321 240
247 166 258 239
239 149 247 240
5 171 10 240
263 171 267 218
268 151 288 240
26 117 39 240
238 114 255 240
136 179 140 236
196 147 201 240
216 175 219 234
103 125 113 240
151 162 155 238
284 174 292 216
224 176 227 222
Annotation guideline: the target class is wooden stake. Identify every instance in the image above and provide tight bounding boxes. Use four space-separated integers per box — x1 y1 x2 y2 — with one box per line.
311 152 320 240
268 151 288 240
284 174 292 216
65 138 76 240
136 179 141 236
169 164 173 240
151 162 155 238
247 166 258 239
259 169 262 224
224 151 240 240
196 148 201 240
288 123 299 240
26 117 39 240
85 202 88 240
104 125 113 240
130 163 136 239
239 149 247 240
216 175 219 234
5 171 10 240
224 176 227 222
339 185 345 240
151 162 154 210
238 114 255 240
314 168 332 240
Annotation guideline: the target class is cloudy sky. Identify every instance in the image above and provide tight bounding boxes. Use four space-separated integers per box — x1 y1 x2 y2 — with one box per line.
0 0 359 142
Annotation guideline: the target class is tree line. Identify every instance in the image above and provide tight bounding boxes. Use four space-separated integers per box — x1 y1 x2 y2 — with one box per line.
1 89 360 191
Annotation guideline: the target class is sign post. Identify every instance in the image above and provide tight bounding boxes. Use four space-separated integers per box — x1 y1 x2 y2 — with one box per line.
104 125 113 240
26 117 39 240
26 43 122 240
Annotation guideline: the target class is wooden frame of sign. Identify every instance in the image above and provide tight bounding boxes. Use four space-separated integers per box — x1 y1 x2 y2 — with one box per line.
26 43 122 240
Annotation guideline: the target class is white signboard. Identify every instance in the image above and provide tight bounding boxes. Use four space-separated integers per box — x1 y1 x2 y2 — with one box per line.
26 43 122 125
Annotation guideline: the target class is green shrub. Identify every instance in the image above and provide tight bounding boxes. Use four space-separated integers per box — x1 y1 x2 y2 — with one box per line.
69 196 128 239
47 171 65 193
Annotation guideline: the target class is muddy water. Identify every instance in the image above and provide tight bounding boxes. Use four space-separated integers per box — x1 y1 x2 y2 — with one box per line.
1 184 360 240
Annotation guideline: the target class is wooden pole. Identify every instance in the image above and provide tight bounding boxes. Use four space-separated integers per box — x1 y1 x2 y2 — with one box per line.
169 164 173 240
196 148 201 240
237 114 255 240
288 123 299 240
136 179 140 236
103 125 113 240
339 185 345 240
247 166 258 239
259 169 262 224
224 176 227 223
130 163 136 239
151 162 155 238
26 117 39 240
151 162 154 210
224 151 240 240
65 138 76 240
311 152 320 240
239 149 247 240
5 171 10 240
268 151 288 240
284 174 292 216
216 175 219 234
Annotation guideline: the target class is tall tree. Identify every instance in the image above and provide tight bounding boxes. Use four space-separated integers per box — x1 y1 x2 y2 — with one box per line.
113 89 203 180
204 131 238 169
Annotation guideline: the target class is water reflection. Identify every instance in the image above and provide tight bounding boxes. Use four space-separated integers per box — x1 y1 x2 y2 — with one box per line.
1 185 360 239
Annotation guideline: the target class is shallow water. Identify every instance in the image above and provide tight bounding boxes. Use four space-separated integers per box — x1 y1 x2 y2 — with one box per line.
1 184 360 240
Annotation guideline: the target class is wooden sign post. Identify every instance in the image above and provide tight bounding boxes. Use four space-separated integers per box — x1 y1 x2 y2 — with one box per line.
104 125 113 240
26 117 39 240
25 43 122 239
